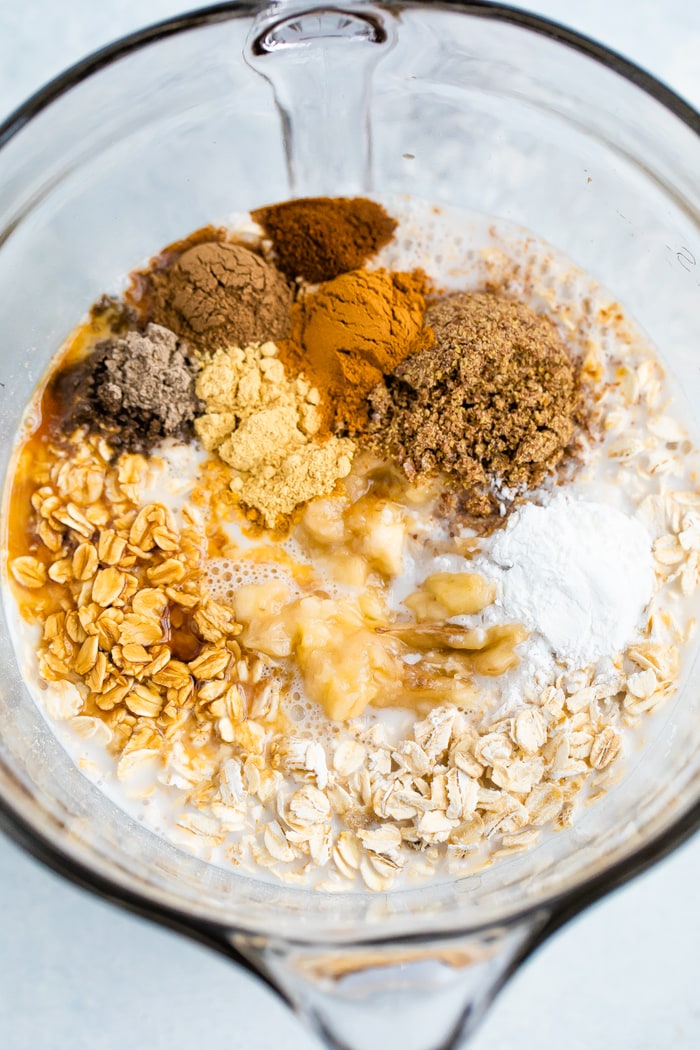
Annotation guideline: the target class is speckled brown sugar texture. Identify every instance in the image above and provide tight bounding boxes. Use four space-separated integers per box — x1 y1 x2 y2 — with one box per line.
368 292 581 514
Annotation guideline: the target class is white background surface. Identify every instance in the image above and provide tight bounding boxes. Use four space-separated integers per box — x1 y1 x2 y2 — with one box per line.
0 1 699 1048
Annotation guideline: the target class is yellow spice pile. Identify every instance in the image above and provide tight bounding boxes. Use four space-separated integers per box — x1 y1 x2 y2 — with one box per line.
195 342 355 526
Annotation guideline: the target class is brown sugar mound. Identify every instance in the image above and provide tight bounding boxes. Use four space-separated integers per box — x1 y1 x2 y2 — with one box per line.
279 268 432 435
146 241 293 352
368 292 580 514
252 197 397 283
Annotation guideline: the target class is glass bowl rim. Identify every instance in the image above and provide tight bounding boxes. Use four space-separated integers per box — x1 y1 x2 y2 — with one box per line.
0 0 699 948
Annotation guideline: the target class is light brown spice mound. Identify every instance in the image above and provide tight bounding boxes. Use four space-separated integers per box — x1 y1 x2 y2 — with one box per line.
252 197 397 283
368 292 580 514
145 241 293 353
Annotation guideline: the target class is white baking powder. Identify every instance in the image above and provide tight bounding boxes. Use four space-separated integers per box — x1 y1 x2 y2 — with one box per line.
485 497 655 666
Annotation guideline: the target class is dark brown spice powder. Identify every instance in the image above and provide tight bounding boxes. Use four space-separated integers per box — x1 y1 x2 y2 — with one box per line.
252 196 397 283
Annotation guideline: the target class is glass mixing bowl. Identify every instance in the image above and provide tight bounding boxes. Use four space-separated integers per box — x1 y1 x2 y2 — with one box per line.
1 3 699 1048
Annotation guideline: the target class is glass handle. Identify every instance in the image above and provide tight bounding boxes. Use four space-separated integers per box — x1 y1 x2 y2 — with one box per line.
228 912 550 1050
246 3 395 197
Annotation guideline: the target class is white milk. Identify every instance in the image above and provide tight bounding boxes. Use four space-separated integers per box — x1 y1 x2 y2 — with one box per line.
5 195 700 888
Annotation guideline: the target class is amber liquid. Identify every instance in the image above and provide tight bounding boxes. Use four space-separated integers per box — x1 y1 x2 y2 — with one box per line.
4 307 122 622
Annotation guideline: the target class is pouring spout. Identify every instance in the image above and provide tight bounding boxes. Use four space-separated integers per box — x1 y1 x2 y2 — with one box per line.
247 4 395 198
230 913 548 1050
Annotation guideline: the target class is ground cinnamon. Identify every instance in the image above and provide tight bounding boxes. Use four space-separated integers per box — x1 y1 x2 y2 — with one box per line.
279 268 432 435
252 197 397 283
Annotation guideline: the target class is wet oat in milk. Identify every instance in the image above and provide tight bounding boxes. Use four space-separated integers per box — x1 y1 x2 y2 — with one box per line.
5 195 699 890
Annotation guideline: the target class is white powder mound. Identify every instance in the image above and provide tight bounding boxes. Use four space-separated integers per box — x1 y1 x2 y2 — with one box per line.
484 497 655 666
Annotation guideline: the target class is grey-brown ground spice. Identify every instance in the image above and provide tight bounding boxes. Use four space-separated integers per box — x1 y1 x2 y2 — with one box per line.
368 292 580 515
53 323 201 453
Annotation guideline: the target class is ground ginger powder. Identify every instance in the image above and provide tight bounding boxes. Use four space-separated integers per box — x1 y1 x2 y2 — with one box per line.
195 342 355 527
